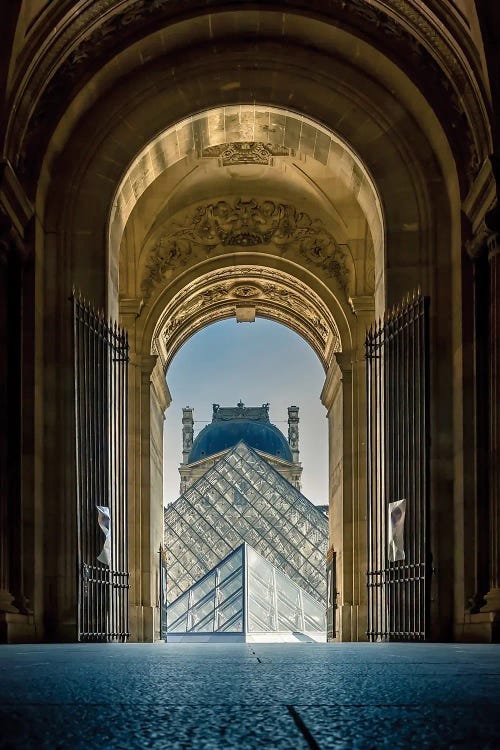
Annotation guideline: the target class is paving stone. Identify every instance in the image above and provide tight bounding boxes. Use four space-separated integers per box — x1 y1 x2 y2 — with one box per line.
0 643 499 748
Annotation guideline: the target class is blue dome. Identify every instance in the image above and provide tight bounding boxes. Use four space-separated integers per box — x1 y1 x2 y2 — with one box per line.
188 420 293 463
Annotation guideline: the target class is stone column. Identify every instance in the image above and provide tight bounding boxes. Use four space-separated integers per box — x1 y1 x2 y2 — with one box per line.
123 301 171 643
0 234 16 616
352 296 375 641
0 161 34 641
484 232 500 619
321 351 353 641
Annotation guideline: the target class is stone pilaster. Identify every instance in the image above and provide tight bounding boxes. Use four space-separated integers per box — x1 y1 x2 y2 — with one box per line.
461 160 500 639
0 160 35 641
483 232 500 620
321 351 353 641
349 295 375 641
125 348 168 642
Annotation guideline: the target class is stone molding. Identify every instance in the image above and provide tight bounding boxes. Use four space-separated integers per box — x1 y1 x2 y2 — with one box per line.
151 265 342 370
119 297 144 319
141 198 349 298
150 359 171 413
5 0 491 193
349 295 375 316
321 352 353 411
0 160 34 258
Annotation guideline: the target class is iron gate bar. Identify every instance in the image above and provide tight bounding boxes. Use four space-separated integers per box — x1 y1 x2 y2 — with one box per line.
72 292 130 642
366 291 430 641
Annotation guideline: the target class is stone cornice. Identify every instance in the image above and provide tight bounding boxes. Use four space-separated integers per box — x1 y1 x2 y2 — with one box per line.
4 0 491 195
349 295 375 316
150 358 171 412
321 351 353 411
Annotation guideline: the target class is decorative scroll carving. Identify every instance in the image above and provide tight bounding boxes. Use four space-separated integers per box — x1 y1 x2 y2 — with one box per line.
202 141 290 165
142 199 349 296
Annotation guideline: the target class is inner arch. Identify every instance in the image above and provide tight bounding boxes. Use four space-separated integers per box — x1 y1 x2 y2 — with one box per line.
152 264 343 372
110 105 384 290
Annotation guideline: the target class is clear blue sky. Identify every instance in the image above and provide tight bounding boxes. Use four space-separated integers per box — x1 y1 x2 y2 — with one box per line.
163 317 328 506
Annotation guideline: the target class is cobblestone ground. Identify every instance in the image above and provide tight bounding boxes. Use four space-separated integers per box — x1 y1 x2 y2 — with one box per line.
1 642 500 749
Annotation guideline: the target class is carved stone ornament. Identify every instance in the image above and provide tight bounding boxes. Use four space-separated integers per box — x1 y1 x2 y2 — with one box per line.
202 141 290 165
152 265 342 369
142 198 349 297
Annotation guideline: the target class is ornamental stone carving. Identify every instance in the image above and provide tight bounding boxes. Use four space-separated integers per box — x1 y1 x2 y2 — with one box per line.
202 141 290 165
152 265 342 370
141 199 349 297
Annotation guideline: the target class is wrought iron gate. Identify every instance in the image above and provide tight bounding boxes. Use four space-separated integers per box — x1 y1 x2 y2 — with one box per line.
366 291 430 641
73 293 130 641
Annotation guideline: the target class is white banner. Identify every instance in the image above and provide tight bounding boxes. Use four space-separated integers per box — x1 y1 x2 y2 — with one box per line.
388 498 406 562
96 505 111 567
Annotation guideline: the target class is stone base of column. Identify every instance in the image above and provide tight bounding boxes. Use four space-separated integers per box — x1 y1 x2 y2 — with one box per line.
0 612 36 643
0 588 19 614
482 588 500 612
459 610 500 643
129 605 156 642
336 604 368 642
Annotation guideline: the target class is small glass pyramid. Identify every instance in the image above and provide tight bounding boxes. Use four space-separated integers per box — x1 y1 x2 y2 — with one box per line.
164 441 328 606
166 543 326 642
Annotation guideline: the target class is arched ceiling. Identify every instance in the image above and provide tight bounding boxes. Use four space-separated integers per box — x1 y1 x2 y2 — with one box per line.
5 1 492 204
115 106 381 311
27 1 488 329
111 106 383 250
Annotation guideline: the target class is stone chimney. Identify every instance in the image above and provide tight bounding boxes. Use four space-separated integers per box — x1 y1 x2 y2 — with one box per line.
182 407 194 464
288 405 300 463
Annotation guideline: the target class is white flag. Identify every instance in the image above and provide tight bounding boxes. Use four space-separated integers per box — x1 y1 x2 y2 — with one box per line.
388 499 406 562
96 506 111 567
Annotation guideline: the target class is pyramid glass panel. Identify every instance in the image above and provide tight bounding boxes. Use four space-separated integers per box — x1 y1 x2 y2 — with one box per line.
165 544 326 641
164 441 328 606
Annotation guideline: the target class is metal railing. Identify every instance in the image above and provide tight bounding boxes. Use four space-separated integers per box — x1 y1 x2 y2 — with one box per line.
366 291 430 641
73 293 129 641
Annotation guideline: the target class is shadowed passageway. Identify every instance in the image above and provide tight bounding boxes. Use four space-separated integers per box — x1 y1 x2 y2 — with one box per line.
1 643 499 749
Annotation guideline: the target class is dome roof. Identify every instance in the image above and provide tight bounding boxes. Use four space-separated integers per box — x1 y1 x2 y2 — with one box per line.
188 420 293 463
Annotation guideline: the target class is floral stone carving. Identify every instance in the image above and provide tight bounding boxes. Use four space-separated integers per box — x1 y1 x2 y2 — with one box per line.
141 198 349 296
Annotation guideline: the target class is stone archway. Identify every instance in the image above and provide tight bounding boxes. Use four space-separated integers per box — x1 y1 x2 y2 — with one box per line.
121 257 370 642
114 106 382 641
25 3 488 642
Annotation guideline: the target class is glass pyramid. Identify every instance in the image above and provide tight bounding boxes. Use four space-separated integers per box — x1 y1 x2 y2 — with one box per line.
166 543 326 642
164 441 328 605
